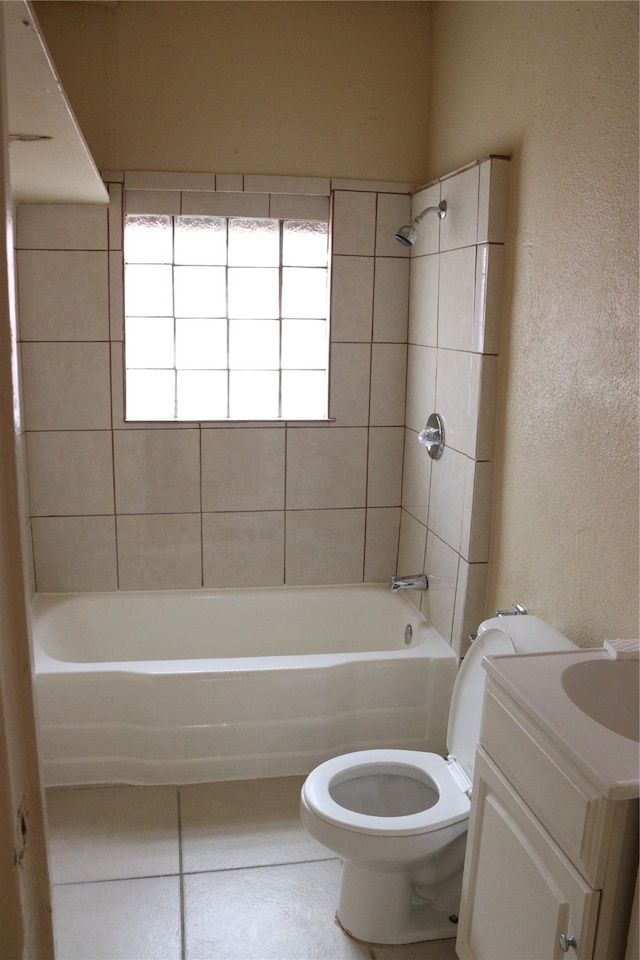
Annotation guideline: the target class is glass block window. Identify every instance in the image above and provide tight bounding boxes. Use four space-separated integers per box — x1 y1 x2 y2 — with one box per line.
124 215 330 421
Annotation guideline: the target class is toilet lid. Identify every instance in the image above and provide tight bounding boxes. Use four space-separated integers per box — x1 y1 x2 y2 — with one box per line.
446 630 515 783
302 750 470 836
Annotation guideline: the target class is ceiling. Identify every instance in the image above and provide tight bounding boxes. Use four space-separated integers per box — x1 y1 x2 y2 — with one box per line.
3 0 108 204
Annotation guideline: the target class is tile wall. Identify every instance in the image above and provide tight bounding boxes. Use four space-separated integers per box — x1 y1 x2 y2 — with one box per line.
397 158 510 654
16 160 509 654
17 174 413 594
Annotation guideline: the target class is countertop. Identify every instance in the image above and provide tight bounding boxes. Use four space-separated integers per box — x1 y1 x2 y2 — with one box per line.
483 648 640 801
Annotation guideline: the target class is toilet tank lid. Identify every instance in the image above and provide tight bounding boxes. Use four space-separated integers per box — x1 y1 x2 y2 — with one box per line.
448 616 576 783
477 615 576 653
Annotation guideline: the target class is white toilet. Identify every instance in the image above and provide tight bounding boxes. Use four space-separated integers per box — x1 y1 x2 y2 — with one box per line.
300 614 576 945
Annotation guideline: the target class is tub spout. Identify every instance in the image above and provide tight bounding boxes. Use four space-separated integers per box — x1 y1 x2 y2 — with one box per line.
390 574 429 592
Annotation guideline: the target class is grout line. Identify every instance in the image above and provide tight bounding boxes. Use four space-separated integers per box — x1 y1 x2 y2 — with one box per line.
51 871 180 887
180 854 339 880
177 786 187 960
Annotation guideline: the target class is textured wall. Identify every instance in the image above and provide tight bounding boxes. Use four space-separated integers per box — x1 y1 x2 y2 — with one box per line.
427 1 639 642
33 0 432 183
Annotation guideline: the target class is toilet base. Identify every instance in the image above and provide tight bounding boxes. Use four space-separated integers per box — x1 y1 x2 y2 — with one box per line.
336 861 461 945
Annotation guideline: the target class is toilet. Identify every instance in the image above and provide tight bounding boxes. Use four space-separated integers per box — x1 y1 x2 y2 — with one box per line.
300 614 576 945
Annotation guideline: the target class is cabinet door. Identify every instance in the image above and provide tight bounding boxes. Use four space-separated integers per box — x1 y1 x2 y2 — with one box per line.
457 749 600 960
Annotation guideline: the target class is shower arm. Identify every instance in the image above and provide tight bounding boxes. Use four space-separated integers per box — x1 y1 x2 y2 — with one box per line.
412 201 447 226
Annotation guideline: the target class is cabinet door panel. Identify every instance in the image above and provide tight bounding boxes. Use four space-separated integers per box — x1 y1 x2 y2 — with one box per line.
457 750 599 960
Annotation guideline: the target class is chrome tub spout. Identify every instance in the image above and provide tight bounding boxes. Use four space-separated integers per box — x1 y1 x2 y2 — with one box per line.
390 574 429 592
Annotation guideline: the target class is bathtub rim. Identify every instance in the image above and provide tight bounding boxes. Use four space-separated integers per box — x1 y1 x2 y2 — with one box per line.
31 582 458 676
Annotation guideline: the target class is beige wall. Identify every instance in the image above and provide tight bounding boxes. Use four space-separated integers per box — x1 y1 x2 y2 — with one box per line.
427 1 639 642
33 0 432 184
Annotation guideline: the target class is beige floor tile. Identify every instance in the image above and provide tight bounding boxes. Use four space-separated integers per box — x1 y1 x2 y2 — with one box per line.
184 859 371 960
372 936 458 959
52 875 181 960
46 785 180 883
180 775 328 873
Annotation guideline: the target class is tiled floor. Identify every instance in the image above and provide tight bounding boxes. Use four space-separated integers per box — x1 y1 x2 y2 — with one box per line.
46 777 459 960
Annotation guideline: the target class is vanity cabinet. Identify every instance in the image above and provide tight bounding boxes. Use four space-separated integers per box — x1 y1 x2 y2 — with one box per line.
457 663 639 960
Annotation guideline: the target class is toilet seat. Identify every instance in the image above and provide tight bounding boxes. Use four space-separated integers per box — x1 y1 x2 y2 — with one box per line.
302 749 471 837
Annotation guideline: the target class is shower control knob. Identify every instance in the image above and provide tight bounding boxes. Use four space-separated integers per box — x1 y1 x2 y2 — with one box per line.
559 933 577 952
418 413 445 460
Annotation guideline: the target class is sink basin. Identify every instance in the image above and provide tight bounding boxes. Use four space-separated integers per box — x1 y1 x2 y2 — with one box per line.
561 658 640 742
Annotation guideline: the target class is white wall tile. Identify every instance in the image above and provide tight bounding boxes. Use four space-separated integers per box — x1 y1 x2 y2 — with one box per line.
437 246 477 351
375 193 412 257
328 342 371 426
18 250 109 341
285 509 365 585
215 174 243 192
369 343 407 426
405 344 436 433
397 510 427 577
108 182 123 250
329 256 374 342
116 514 202 590
201 429 285 512
125 171 217 191
367 427 404 506
332 191 376 257
331 179 414 194
435 349 477 457
269 194 330 221
244 175 330 196
408 253 438 347
27 431 114 516
21 342 112 431
423 533 460 644
16 204 108 250
452 560 489 656
460 460 494 563
181 192 270 217
427 446 470 553
364 507 401 582
124 190 181 215
401 429 432 526
32 516 117 592
474 243 505 354
19 163 510 601
109 250 124 340
203 512 285 587
475 354 500 460
439 165 479 252
478 157 511 245
373 257 409 342
286 428 367 509
114 429 201 514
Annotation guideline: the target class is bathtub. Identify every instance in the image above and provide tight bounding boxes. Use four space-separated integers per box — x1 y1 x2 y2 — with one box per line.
32 584 458 787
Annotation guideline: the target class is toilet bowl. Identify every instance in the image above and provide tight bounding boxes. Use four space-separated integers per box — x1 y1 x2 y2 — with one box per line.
300 615 576 945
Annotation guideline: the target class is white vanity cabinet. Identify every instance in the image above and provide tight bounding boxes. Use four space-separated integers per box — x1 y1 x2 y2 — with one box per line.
457 652 639 960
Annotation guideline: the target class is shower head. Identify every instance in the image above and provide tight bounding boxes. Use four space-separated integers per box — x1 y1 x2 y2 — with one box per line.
394 200 447 247
394 223 417 247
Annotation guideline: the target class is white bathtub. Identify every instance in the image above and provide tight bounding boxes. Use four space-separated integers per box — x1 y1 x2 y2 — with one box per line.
32 584 458 787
